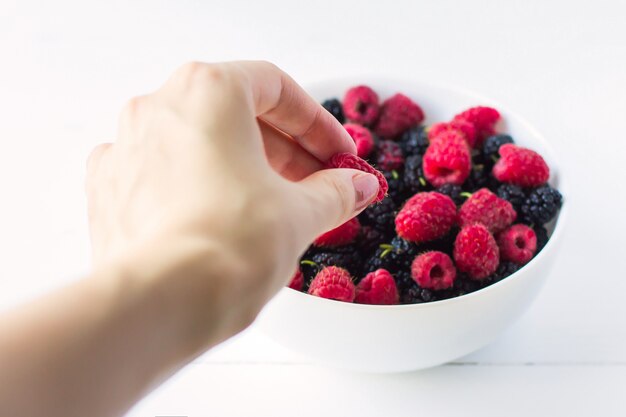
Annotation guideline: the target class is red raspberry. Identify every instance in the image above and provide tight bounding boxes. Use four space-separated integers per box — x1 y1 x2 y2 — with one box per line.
376 140 404 171
327 152 388 203
492 144 550 187
344 123 375 158
308 266 355 302
429 119 478 148
453 106 500 146
458 188 517 234
355 269 399 305
497 224 537 265
454 224 500 280
395 192 457 243
423 130 472 187
342 85 380 126
287 269 304 291
411 251 457 290
374 93 424 138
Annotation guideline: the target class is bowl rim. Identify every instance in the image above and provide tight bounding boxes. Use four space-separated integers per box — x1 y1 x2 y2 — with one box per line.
282 76 569 311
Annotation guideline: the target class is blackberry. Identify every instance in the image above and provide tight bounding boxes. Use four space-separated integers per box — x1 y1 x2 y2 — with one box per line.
363 244 408 275
494 261 521 282
376 140 404 171
436 184 465 206
403 154 430 197
390 236 419 260
496 183 526 213
483 134 514 163
358 196 397 233
310 245 362 278
521 185 562 225
419 229 457 254
383 170 406 205
356 226 387 257
321 98 345 124
398 125 429 157
402 286 437 304
463 163 495 192
395 270 416 294
534 225 549 253
451 275 486 297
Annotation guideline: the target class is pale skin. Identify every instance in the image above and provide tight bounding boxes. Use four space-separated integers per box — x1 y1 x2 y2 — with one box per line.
0 61 379 417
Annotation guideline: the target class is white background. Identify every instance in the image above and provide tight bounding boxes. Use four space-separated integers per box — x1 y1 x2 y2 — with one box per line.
1 0 626 415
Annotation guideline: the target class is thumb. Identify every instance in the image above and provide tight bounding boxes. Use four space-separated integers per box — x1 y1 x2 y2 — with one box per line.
294 168 379 241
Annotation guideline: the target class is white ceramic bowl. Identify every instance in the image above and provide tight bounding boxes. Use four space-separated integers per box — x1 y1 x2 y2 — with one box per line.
256 77 568 373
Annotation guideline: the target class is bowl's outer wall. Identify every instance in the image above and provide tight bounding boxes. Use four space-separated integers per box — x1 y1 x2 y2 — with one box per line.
256 78 567 373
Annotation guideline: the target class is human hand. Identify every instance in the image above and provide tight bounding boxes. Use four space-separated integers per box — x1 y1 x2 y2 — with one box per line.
85 61 380 343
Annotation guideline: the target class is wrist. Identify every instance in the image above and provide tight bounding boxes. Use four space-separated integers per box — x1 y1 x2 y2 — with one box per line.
95 234 264 366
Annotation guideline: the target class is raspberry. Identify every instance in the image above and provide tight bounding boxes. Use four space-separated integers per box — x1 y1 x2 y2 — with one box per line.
342 85 380 126
395 192 457 243
453 224 500 280
376 140 404 171
374 93 424 138
322 98 345 124
313 217 360 247
492 144 550 187
453 106 501 146
287 269 304 291
355 269 399 305
423 130 472 187
497 224 537 265
308 266 356 302
398 126 429 157
521 185 563 225
343 123 374 158
483 134 514 163
327 152 388 202
458 188 517 234
411 251 457 290
429 119 478 148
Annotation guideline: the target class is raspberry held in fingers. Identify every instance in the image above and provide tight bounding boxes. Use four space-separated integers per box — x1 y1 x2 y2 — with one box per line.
327 152 388 202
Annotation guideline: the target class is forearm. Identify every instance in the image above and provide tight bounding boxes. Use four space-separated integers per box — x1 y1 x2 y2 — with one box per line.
0 237 259 417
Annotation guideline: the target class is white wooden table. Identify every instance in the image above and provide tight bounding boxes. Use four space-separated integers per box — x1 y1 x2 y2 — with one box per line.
1 0 625 415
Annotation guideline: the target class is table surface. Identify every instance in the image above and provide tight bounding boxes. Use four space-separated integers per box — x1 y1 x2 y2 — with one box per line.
1 0 626 415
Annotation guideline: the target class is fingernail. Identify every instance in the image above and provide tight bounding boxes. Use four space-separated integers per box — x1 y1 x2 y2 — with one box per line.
353 173 379 211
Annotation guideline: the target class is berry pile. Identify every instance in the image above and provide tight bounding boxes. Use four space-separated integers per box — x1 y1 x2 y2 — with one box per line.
289 85 563 305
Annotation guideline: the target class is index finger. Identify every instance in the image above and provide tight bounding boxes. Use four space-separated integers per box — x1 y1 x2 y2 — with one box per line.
231 61 357 161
